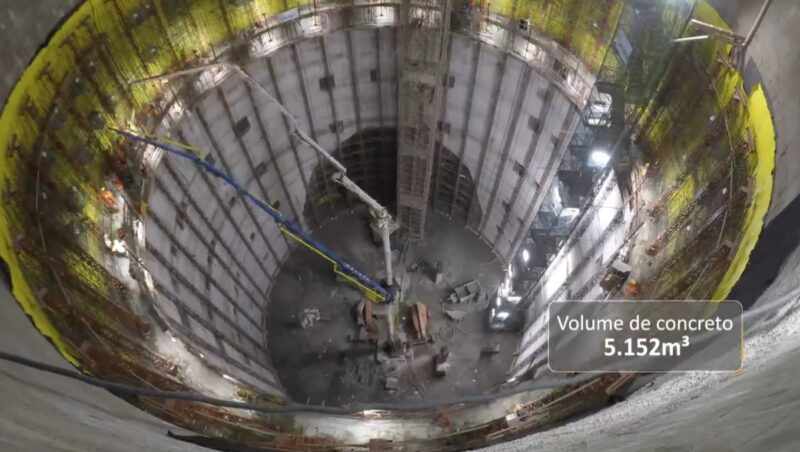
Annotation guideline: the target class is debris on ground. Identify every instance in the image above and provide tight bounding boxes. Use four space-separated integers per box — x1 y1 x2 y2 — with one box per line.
384 376 399 391
433 266 445 285
482 343 501 355
433 410 453 431
447 280 483 304
426 260 444 284
444 309 469 322
407 259 443 285
434 346 451 377
300 308 321 329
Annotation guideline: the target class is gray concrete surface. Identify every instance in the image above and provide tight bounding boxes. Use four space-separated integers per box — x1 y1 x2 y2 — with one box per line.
0 1 80 107
268 209 517 405
146 27 575 393
0 282 209 452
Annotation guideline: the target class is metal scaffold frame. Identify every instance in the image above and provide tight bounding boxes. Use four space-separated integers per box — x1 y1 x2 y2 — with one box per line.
395 0 452 240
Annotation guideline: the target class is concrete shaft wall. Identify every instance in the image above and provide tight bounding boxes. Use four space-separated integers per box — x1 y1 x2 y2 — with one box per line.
1 1 800 451
144 26 577 387
487 1 800 451
0 5 206 448
509 171 628 379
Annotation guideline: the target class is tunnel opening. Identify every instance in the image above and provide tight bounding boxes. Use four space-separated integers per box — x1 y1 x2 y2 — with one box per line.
304 126 483 231
305 126 399 226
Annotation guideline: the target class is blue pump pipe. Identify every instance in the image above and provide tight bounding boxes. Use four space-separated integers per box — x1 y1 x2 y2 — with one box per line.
115 129 394 303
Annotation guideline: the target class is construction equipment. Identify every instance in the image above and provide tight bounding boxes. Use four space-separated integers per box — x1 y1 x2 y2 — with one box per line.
447 280 483 304
115 129 396 304
129 62 398 292
410 303 430 341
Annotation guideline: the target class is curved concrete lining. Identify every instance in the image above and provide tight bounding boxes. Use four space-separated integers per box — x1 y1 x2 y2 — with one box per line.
1 0 797 451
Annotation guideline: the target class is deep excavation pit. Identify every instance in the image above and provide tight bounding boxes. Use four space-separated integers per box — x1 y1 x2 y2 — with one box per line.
0 0 791 451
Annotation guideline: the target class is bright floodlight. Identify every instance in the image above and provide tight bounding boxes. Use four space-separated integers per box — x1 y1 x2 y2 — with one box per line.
589 149 611 167
522 248 530 263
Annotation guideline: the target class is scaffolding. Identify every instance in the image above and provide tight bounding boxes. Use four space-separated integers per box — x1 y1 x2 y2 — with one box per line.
396 0 452 240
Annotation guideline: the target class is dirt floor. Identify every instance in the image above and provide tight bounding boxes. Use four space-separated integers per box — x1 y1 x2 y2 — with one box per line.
267 210 523 406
